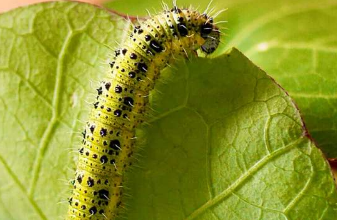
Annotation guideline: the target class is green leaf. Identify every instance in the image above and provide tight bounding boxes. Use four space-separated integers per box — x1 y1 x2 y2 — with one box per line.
221 0 337 159
0 2 128 219
105 0 337 158
121 48 337 220
0 1 336 220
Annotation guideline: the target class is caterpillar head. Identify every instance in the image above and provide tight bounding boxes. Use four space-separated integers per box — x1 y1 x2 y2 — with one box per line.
199 17 220 54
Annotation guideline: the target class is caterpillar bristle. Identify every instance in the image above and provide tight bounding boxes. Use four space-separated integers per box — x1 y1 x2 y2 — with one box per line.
102 213 109 219
66 167 75 173
74 119 86 127
162 1 169 11
152 7 159 15
57 179 73 186
102 43 116 52
212 8 228 20
57 200 70 205
214 20 228 25
204 0 214 14
63 148 79 154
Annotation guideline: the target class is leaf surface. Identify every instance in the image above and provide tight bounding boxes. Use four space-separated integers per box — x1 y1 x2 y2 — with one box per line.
122 48 337 220
0 1 336 220
0 2 127 219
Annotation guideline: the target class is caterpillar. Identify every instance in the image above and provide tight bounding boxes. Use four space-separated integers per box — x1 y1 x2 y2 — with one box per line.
67 3 222 220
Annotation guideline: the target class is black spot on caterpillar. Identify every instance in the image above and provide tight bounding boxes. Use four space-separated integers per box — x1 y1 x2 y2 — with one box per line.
67 4 222 219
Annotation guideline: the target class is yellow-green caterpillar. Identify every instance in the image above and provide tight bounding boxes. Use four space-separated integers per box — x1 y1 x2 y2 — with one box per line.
67 4 222 220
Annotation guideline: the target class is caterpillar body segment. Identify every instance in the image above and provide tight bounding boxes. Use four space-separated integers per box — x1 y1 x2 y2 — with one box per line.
67 5 222 220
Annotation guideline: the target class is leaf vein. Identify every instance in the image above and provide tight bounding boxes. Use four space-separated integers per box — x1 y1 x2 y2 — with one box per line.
184 138 304 220
28 30 74 197
0 154 47 220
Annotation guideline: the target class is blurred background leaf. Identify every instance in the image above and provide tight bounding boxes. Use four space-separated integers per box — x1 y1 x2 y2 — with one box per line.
105 0 337 158
0 0 105 13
